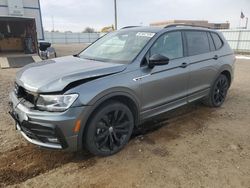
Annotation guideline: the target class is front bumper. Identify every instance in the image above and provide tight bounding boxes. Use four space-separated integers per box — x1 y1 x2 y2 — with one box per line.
9 91 85 151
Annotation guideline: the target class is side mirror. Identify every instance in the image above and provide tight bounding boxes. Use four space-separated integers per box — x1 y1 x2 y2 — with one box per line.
148 54 169 68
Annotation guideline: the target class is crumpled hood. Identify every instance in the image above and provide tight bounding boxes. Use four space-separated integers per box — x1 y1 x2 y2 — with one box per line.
16 56 126 93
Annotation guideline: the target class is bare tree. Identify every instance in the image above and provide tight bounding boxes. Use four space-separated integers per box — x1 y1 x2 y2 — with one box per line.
82 27 95 33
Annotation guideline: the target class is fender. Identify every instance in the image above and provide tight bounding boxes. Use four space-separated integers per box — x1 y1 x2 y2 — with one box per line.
214 63 233 86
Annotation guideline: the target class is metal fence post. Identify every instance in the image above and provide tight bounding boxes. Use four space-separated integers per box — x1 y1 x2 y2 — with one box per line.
78 33 80 43
51 32 53 44
236 30 242 52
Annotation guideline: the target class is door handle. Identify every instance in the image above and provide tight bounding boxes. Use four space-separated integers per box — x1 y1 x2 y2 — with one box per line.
180 62 188 68
213 55 218 60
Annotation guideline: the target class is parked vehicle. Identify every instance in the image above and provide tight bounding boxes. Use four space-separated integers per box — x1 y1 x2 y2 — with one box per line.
38 41 57 60
9 25 235 156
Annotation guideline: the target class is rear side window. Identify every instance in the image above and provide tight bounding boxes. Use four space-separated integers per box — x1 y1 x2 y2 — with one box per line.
211 32 223 50
185 31 210 56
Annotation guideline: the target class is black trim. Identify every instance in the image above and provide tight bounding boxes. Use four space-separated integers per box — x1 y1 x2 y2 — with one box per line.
189 57 214 66
144 53 233 77
151 64 183 75
141 87 210 112
219 53 234 58
189 53 234 66
207 32 215 51
210 32 224 50
23 6 40 10
182 31 188 57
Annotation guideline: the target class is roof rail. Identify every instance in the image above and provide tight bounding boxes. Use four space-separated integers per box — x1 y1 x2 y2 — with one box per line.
121 26 140 29
164 24 211 29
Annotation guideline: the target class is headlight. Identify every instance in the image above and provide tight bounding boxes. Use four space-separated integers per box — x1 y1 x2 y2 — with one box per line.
36 94 78 112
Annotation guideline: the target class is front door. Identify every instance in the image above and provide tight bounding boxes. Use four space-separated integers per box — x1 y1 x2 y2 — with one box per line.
139 31 189 119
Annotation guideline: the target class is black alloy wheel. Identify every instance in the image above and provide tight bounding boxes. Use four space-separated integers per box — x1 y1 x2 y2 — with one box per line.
84 101 134 156
204 74 229 107
213 75 229 106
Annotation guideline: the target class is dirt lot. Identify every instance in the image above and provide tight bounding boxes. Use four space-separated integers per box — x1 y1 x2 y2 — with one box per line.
0 54 250 187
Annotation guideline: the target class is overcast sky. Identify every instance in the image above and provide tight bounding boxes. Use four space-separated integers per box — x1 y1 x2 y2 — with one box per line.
40 0 250 32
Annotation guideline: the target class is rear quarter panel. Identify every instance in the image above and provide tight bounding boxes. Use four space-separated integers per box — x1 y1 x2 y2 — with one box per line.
215 31 235 84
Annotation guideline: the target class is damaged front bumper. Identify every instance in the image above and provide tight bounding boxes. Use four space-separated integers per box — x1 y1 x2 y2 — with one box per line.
9 91 84 151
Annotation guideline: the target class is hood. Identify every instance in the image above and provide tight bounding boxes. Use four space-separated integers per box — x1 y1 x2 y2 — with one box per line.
16 56 127 93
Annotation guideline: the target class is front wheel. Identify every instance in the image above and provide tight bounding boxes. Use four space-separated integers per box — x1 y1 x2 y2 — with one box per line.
83 101 134 156
204 74 229 107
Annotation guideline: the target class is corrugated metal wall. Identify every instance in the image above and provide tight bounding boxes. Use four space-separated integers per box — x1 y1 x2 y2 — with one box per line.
44 32 100 44
220 29 250 53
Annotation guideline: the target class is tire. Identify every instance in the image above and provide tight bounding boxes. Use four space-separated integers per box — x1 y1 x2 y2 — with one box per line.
203 74 229 107
83 100 134 156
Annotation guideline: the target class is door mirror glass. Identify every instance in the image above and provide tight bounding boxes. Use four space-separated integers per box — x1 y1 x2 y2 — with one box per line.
148 54 169 68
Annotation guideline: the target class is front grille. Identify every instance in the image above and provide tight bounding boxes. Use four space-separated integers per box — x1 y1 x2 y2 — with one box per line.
15 83 36 105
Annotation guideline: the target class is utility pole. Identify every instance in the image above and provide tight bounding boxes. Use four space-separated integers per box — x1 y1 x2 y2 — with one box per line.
114 0 117 30
52 16 55 32
246 17 248 29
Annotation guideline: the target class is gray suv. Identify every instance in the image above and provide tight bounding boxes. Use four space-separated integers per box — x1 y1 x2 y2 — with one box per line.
9 25 235 156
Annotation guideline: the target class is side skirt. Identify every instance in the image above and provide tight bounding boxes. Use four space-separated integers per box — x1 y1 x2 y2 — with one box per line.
140 88 210 122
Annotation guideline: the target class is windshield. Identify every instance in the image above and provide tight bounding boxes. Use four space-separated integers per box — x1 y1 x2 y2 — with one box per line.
79 30 155 63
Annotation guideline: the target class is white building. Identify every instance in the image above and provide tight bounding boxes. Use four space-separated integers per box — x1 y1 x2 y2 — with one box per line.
0 0 43 68
0 0 44 39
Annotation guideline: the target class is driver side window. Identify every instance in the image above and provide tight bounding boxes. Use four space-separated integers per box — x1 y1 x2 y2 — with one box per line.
150 31 183 60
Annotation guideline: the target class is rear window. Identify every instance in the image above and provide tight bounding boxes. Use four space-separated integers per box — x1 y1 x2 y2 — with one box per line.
211 32 223 50
185 31 210 56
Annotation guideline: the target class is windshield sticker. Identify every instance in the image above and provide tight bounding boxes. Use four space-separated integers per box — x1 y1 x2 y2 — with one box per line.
136 32 155 38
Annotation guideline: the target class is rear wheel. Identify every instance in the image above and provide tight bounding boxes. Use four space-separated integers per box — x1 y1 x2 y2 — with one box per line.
84 101 134 156
204 74 229 107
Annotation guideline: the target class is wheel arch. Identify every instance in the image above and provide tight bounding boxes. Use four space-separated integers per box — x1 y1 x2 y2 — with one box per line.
216 64 233 87
77 91 140 150
220 70 232 87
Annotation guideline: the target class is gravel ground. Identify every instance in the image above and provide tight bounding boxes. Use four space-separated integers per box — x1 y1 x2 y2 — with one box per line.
0 53 250 187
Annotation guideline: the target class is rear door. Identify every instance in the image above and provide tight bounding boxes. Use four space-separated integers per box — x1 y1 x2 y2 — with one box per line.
183 30 219 102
